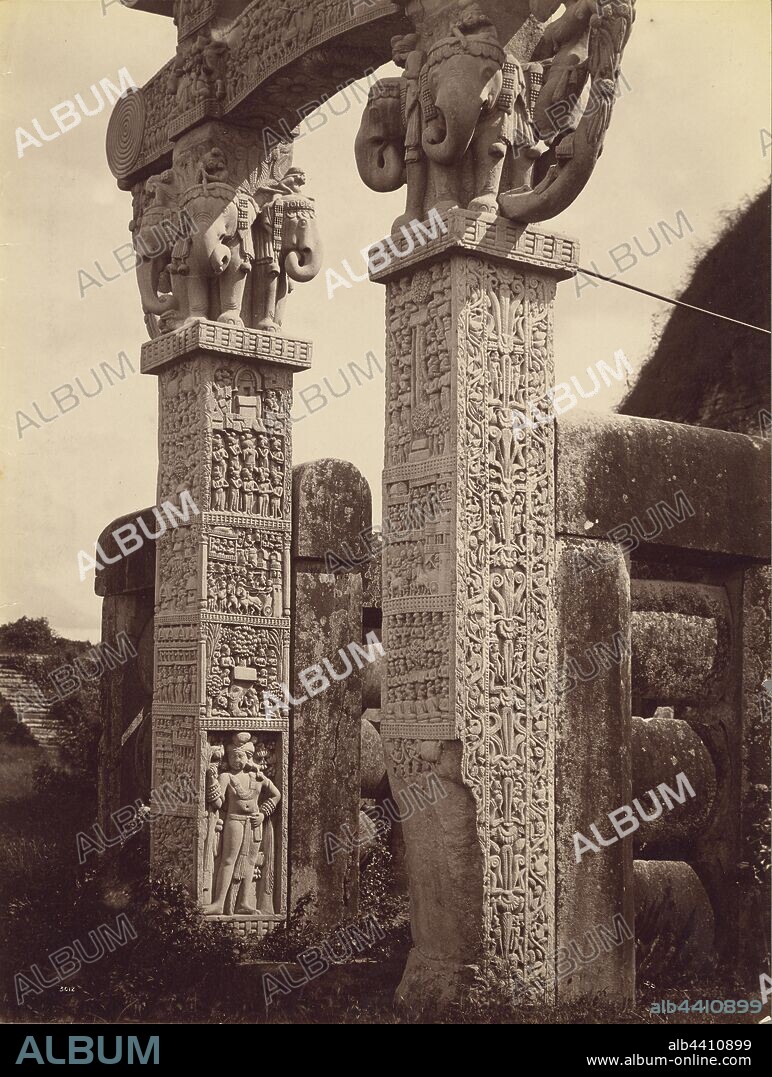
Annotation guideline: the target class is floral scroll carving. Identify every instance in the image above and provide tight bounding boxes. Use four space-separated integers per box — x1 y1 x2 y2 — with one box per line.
380 235 560 987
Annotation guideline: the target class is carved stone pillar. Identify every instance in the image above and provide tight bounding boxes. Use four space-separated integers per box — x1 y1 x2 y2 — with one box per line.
289 459 371 928
142 322 311 937
372 210 576 1009
554 539 634 1001
94 509 156 885
739 563 771 970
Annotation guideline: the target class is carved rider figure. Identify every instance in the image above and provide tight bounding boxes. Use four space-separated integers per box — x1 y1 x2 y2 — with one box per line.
252 167 313 329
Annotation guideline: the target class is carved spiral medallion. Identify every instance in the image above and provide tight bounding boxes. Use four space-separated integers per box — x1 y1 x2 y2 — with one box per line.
106 87 146 181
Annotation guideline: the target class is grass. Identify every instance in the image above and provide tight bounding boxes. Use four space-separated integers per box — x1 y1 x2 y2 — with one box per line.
0 738 767 1025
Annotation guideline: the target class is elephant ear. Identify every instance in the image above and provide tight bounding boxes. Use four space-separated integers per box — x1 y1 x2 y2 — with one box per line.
498 0 635 223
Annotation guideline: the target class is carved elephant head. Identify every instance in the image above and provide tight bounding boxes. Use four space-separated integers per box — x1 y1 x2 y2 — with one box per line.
132 170 185 321
177 180 259 325
281 198 322 284
354 79 406 193
180 183 255 276
421 20 505 166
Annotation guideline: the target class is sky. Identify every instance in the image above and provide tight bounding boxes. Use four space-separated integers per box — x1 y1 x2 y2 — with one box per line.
0 0 769 641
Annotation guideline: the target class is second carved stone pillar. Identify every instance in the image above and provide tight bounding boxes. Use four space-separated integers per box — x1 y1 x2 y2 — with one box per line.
372 211 576 1010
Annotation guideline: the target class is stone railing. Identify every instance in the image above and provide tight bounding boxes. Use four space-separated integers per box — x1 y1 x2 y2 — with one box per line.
554 411 770 997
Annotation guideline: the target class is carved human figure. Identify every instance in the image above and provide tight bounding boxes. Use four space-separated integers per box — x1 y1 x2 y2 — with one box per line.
211 459 228 510
240 467 257 513
241 432 257 469
242 687 259 715
283 3 315 51
499 0 635 220
532 0 595 140
269 437 284 467
268 467 283 518
393 34 427 229
255 467 271 516
203 733 281 916
219 644 235 678
212 369 233 417
250 742 277 914
202 742 225 906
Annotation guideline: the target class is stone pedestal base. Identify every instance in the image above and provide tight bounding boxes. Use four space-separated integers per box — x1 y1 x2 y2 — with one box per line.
394 949 480 1018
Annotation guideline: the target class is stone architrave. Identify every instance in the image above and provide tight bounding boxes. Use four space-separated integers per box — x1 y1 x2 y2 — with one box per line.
106 2 404 191
372 210 576 1009
142 319 311 937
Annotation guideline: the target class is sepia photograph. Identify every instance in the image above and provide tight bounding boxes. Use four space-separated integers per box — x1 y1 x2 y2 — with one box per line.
0 0 770 1055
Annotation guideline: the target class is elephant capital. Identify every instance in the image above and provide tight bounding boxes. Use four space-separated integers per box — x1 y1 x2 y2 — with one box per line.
354 0 636 228
250 174 322 332
131 169 190 337
174 178 260 328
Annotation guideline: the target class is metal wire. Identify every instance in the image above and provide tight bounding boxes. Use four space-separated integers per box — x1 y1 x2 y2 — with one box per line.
576 267 772 336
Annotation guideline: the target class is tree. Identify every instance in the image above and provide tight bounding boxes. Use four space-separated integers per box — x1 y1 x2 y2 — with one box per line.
0 617 59 654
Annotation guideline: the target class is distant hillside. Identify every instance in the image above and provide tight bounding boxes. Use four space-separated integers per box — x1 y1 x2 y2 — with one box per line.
620 189 770 435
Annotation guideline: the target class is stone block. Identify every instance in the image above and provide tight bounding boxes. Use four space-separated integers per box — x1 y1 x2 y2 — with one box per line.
631 581 731 704
290 459 373 930
631 716 716 846
361 716 386 798
557 411 770 560
292 459 371 564
388 742 484 1018
94 508 158 597
95 523 155 885
634 860 715 979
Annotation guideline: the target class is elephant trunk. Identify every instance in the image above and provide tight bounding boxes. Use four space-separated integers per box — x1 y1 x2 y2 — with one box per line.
135 256 176 316
355 133 405 193
284 244 322 283
422 101 481 166
206 227 231 275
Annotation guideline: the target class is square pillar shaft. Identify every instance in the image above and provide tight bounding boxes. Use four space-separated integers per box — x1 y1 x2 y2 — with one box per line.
141 320 311 936
371 210 576 1006
289 460 372 928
